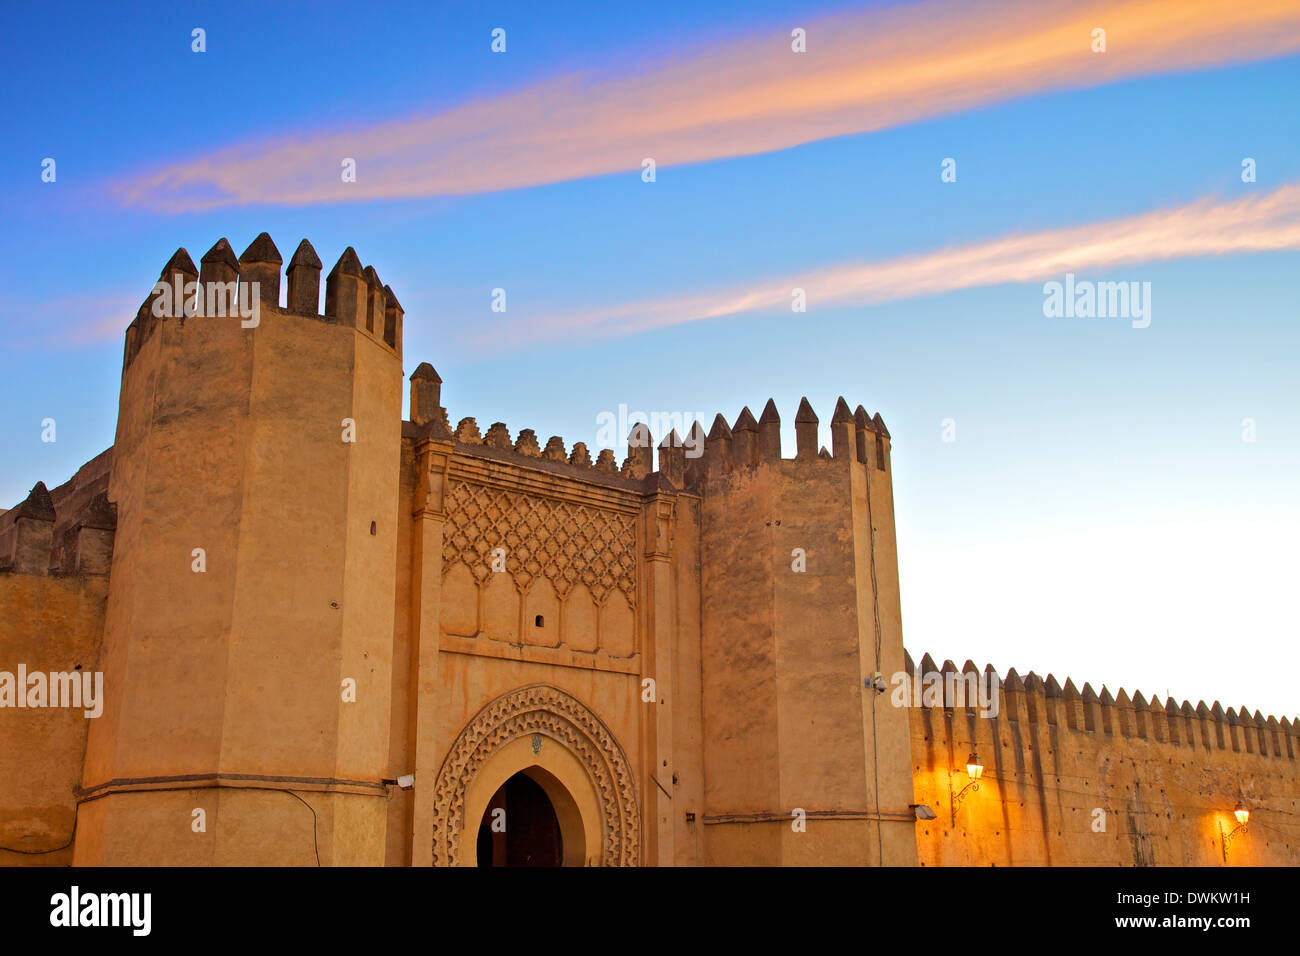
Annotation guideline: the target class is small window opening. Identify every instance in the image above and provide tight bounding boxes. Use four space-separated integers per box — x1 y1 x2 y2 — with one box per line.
534 615 544 627
369 521 377 535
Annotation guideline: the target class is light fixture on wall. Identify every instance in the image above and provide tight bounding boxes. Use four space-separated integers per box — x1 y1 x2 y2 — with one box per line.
1220 803 1249 861
950 751 983 825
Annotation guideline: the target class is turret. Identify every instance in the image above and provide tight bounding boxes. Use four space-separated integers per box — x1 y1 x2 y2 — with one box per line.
410 363 443 427
691 392 914 865
80 235 404 866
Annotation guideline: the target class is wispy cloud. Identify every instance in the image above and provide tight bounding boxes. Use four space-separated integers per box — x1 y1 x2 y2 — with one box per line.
116 0 1300 210
9 292 140 349
26 186 1300 353
487 184 1300 345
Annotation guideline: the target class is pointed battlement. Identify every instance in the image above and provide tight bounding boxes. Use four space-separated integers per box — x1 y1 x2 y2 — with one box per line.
0 482 56 573
286 239 323 314
362 265 383 334
0 452 116 576
162 248 199 285
383 284 403 349
497 396 897 490
200 238 238 283
415 391 896 494
830 398 854 460
420 397 670 491
794 398 818 460
731 407 758 468
325 246 365 326
658 431 684 488
906 650 1298 866
704 415 732 479
123 235 403 372
240 232 282 307
902 649 1299 759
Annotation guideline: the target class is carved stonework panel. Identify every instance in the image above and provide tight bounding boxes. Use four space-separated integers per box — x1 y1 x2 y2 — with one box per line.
441 479 637 605
431 684 640 866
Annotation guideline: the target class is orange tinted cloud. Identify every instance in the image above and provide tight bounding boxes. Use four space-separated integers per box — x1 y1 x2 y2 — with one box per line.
493 184 1300 344
117 0 1300 210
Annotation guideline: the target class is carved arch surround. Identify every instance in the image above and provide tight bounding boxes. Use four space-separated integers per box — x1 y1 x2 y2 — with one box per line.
431 684 640 866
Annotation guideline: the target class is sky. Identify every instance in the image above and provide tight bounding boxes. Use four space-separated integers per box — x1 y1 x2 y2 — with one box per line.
1 0 1297 717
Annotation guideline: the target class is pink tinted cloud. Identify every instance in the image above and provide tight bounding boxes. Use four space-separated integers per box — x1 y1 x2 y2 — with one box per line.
116 0 1300 210
488 184 1300 345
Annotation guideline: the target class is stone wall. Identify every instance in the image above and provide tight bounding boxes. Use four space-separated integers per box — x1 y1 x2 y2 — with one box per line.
0 452 113 866
906 655 1300 865
2 235 1292 867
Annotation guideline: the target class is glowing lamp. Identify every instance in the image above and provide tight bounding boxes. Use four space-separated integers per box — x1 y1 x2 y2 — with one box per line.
1221 802 1250 861
951 752 984 824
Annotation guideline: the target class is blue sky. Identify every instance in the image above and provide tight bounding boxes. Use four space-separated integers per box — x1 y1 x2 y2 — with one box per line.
1 1 1297 716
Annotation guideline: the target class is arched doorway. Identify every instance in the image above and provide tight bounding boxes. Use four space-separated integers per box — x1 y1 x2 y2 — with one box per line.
475 771 563 867
431 685 641 866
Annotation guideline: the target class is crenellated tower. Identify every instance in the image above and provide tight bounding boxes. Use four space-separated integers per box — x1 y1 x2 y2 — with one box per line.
76 234 404 865
679 396 916 865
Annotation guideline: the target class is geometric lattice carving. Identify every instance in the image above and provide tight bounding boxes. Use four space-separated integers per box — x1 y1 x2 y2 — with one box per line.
431 684 641 866
441 480 637 605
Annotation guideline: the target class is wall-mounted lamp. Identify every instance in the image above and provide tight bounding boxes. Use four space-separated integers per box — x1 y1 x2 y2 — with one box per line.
1220 803 1249 861
950 751 983 825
